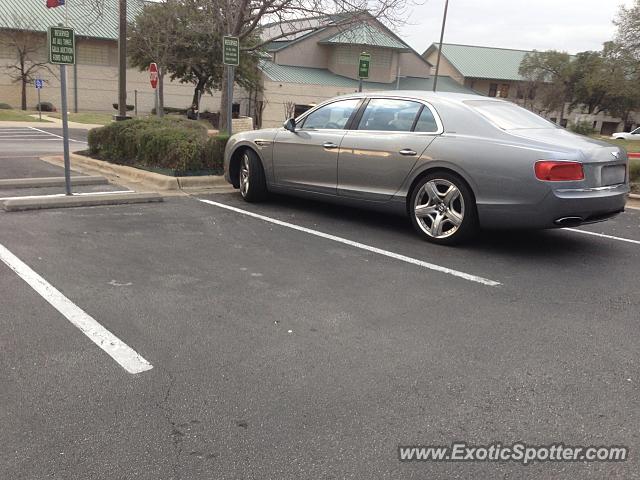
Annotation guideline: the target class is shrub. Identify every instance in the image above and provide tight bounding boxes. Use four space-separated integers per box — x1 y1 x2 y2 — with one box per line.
35 102 56 112
151 106 188 115
203 135 229 171
88 117 215 172
0 103 12 109
112 103 135 112
630 159 640 183
569 120 595 135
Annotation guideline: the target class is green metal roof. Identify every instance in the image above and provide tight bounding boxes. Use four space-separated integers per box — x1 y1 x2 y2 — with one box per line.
0 0 144 40
259 60 473 93
430 43 531 81
319 23 409 50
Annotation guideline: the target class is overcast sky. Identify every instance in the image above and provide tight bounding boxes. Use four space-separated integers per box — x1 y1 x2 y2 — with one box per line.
399 0 634 54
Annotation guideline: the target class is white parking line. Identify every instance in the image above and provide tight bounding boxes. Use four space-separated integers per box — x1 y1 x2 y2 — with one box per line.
564 228 640 245
0 243 153 374
197 198 501 287
28 126 86 143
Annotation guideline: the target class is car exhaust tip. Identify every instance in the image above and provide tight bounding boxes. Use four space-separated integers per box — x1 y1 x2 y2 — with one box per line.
554 216 583 227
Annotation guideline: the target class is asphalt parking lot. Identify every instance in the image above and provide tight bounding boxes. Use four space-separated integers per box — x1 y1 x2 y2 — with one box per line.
1 132 639 478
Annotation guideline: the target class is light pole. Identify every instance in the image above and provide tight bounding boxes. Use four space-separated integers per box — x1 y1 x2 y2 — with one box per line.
433 0 449 92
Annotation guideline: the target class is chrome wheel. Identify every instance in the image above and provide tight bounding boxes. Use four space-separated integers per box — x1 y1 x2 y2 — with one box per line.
413 179 465 239
239 154 250 197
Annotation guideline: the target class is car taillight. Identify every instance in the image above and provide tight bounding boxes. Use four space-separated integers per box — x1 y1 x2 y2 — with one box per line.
534 161 584 181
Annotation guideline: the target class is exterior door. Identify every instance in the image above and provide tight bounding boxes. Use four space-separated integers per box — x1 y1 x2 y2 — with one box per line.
338 98 441 201
272 98 361 194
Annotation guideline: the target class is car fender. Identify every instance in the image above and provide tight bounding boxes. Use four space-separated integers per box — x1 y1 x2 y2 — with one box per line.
225 138 276 185
397 157 479 201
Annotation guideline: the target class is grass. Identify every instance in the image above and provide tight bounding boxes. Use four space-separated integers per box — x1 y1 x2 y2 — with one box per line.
590 135 640 153
48 112 114 125
0 109 51 122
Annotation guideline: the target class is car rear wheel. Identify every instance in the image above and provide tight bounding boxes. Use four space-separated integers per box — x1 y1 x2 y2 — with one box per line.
239 149 268 202
409 172 478 245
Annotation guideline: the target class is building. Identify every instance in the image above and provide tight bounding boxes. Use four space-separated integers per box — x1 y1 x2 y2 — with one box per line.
0 0 236 116
423 43 638 135
256 13 471 127
1 4 471 128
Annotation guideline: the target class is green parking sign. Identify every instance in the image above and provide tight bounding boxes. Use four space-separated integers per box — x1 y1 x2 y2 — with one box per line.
48 26 75 65
223 36 240 66
358 52 371 79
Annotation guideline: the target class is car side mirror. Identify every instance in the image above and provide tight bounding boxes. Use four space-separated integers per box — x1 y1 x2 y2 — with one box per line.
283 118 296 132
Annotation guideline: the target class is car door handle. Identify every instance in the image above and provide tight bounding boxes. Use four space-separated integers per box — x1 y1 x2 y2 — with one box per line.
323 142 339 149
399 149 417 156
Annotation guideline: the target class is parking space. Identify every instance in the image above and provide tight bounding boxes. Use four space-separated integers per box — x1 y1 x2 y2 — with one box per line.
0 189 638 478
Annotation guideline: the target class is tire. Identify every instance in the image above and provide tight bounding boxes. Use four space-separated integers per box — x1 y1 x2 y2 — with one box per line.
238 149 268 202
409 171 478 245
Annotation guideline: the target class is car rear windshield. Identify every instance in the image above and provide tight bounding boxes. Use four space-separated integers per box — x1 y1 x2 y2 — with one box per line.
464 100 557 130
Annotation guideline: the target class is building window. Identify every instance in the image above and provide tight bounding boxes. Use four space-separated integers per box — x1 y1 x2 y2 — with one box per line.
497 83 510 98
488 83 498 97
294 104 313 117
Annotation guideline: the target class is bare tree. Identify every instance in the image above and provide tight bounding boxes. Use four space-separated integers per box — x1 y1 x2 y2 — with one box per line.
1 23 55 110
283 100 295 120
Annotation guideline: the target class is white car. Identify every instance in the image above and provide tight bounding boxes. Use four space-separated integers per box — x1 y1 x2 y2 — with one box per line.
612 127 640 140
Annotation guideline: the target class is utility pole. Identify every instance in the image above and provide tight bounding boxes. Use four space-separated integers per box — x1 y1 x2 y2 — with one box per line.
433 0 449 93
115 0 129 120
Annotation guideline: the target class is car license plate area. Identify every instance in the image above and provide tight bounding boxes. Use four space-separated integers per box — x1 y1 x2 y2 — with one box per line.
601 165 626 186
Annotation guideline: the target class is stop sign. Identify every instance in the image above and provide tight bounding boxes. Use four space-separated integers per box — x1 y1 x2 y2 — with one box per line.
149 63 158 89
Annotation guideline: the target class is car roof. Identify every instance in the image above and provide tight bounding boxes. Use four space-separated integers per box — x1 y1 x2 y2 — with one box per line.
334 90 498 105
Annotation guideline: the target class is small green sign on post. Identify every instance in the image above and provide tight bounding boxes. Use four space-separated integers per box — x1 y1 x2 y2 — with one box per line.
48 26 75 65
358 52 371 79
223 36 240 66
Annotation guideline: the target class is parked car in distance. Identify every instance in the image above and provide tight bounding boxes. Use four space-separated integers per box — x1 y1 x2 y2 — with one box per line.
224 91 628 245
612 127 640 141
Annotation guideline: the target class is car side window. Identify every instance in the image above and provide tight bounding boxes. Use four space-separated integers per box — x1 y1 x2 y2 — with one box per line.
300 99 360 130
413 106 439 133
356 99 422 132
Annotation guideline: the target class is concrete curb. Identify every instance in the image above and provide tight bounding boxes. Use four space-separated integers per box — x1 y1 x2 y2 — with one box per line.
2 192 163 212
0 176 108 189
41 153 227 191
629 193 640 200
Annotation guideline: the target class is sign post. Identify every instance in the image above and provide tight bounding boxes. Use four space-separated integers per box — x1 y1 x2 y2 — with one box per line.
149 62 159 117
358 52 370 93
48 25 75 196
222 36 239 135
35 79 43 121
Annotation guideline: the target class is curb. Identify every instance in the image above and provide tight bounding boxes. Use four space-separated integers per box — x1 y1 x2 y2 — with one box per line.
41 154 227 191
0 176 107 189
2 192 163 212
630 193 640 200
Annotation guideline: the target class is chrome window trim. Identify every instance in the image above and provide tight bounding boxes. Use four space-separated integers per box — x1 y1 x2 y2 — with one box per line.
295 97 363 131
353 95 444 135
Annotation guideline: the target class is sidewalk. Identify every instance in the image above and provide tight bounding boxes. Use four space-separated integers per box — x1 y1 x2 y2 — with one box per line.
0 115 103 130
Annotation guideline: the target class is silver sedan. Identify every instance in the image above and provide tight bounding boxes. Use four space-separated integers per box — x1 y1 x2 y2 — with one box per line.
224 92 628 244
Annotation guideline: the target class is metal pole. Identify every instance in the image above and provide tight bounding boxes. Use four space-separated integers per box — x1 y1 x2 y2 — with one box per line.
134 89 137 116
116 0 128 119
60 64 72 195
226 65 233 135
73 61 78 113
433 0 449 93
358 78 363 93
155 87 159 118
37 88 41 121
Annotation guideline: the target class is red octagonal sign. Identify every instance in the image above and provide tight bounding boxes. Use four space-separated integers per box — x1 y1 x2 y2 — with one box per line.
149 62 158 89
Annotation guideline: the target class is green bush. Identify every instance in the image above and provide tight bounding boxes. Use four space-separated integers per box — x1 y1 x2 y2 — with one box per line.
630 159 640 183
204 135 229 171
151 106 188 115
0 103 12 109
87 117 227 174
569 120 595 135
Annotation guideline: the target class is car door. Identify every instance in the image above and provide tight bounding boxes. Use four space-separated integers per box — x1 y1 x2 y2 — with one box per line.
272 98 362 194
337 98 442 201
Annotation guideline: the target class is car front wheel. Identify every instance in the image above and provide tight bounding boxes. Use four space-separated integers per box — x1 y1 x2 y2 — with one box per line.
238 149 268 202
409 172 478 245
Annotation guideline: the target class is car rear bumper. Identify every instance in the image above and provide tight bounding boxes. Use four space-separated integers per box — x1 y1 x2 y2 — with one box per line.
478 183 629 229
